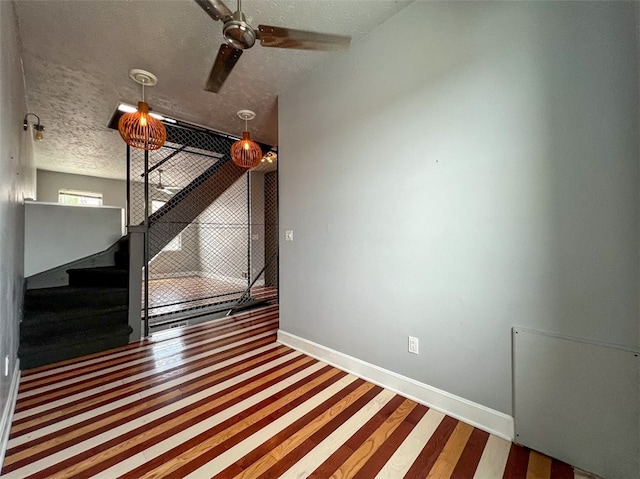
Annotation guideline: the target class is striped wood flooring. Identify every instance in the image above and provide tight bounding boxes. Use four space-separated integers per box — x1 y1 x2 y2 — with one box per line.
3 305 577 478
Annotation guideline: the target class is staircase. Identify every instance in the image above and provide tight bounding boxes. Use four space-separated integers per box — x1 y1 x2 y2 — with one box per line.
19 128 267 369
19 239 132 369
19 159 247 369
147 156 247 258
18 159 240 369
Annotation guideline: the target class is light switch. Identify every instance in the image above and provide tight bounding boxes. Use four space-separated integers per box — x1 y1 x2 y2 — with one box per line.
285 230 294 241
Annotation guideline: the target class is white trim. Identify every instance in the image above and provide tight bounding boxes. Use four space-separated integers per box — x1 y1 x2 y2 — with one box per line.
277 330 514 441
0 360 20 467
147 271 200 280
24 199 121 211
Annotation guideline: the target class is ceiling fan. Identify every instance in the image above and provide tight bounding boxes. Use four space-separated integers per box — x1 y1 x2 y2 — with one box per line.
155 169 181 195
195 0 351 93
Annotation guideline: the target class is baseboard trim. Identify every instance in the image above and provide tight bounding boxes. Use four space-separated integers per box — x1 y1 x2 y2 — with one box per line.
201 273 249 287
278 330 514 441
0 360 20 468
147 271 200 280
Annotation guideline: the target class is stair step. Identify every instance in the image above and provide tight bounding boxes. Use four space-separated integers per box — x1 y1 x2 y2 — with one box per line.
67 266 128 288
149 298 268 330
21 306 128 339
19 323 133 370
24 286 128 311
114 250 129 269
229 298 269 313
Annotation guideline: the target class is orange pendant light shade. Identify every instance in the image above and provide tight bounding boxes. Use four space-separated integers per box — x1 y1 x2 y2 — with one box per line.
118 101 166 151
231 130 262 169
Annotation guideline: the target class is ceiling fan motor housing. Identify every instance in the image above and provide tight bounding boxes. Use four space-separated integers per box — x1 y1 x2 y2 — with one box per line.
223 11 256 49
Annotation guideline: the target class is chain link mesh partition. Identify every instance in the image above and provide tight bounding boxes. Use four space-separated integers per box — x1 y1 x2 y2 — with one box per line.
127 123 278 329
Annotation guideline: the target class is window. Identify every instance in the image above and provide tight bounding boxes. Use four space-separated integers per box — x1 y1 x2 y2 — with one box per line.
58 189 103 206
152 200 182 251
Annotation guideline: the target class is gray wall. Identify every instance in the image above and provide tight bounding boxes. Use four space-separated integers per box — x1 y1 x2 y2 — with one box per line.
0 0 36 430
37 169 126 208
148 224 201 278
128 181 201 277
250 171 266 282
279 1 639 417
24 202 124 276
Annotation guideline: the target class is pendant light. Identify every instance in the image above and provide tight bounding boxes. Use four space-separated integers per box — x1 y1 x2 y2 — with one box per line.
118 69 166 151
230 110 262 169
261 151 277 164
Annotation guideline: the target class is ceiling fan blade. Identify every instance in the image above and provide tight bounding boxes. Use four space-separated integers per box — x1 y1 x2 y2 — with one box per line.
205 43 243 93
194 0 233 22
257 25 351 51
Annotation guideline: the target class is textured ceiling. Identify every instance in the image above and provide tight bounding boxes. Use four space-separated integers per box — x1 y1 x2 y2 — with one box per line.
14 0 412 180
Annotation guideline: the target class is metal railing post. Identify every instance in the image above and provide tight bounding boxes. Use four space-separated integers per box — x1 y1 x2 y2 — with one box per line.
126 145 131 231
127 225 145 341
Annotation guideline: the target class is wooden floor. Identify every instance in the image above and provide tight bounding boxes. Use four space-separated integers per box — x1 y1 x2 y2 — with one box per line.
4 306 576 479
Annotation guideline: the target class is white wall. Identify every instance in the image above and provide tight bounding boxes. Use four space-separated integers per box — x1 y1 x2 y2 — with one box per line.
37 169 126 208
279 0 638 422
24 202 124 276
0 0 36 462
198 175 249 283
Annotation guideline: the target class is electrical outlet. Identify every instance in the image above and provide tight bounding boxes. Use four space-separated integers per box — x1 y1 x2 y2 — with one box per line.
285 230 294 242
408 336 419 355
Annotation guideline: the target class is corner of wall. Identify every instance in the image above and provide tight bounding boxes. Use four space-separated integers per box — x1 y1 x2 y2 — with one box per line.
0 0 36 466
636 0 640 466
278 330 515 441
0 361 20 469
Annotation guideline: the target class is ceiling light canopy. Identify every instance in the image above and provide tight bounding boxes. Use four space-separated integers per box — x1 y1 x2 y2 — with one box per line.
231 109 262 169
118 69 167 151
117 103 176 123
